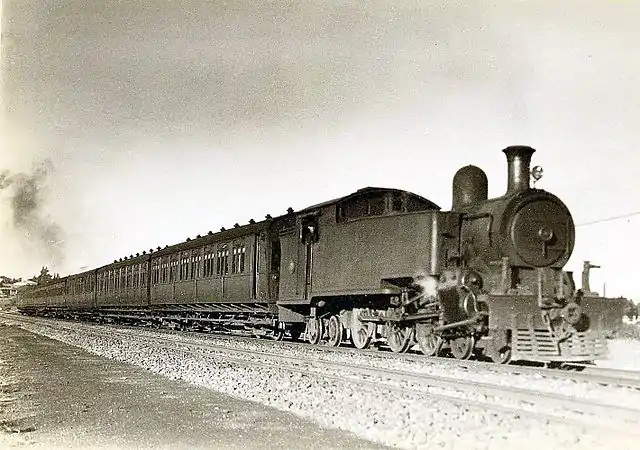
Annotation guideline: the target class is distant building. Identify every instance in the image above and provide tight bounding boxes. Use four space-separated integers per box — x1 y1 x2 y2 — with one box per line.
0 283 17 298
11 280 37 289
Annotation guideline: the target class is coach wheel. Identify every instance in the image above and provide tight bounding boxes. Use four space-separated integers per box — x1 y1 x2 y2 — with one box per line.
415 323 442 357
326 315 344 347
450 336 475 360
386 323 414 353
350 309 375 349
306 318 323 345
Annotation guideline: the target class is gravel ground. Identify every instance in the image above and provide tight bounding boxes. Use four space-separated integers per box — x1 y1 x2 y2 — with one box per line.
4 317 639 450
60 321 640 415
595 338 640 371
0 324 386 450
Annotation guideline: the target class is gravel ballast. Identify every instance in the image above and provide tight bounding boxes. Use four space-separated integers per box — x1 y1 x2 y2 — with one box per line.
4 317 639 449
0 324 386 450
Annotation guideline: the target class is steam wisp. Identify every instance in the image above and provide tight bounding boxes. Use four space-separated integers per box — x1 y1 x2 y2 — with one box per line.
0 160 65 268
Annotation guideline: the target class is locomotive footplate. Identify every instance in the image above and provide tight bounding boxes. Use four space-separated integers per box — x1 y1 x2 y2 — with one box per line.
485 294 625 362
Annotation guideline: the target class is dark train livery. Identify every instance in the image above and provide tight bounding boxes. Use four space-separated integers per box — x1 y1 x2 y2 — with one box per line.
17 146 625 363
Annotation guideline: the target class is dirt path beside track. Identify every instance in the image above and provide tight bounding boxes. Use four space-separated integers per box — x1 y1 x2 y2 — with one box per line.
0 324 384 449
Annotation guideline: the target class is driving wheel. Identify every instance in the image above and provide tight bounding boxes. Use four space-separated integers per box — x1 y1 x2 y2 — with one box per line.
386 323 414 353
450 335 475 360
415 323 442 356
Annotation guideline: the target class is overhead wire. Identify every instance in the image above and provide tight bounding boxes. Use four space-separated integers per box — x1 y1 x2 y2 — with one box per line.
576 211 640 227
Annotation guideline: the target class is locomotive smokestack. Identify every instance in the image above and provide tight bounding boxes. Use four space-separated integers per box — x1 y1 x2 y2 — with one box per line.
503 146 535 194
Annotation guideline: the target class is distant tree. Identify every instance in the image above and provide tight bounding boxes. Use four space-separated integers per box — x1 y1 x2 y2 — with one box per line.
30 266 53 285
0 275 21 285
623 298 638 321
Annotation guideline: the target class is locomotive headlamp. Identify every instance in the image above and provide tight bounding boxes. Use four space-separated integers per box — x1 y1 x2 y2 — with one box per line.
461 269 483 290
537 227 554 242
531 165 544 181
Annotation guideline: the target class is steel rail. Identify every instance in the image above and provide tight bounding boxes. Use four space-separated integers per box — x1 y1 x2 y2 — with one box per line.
5 312 640 390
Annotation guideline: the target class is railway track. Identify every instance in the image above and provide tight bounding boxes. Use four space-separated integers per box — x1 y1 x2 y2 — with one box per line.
5 312 640 389
98 318 640 389
4 313 640 437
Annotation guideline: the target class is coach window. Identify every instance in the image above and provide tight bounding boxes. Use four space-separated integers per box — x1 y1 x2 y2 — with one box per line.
204 247 214 277
169 258 176 282
162 259 168 283
347 198 368 219
231 245 246 274
369 196 385 216
217 245 229 275
142 262 148 287
133 264 138 288
391 192 406 213
301 217 319 244
152 261 158 285
232 247 237 273
190 251 200 280
180 253 188 281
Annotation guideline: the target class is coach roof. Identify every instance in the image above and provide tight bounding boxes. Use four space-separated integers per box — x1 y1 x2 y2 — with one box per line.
297 187 441 214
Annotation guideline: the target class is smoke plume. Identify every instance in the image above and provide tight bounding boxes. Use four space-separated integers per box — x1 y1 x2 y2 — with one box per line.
0 160 65 267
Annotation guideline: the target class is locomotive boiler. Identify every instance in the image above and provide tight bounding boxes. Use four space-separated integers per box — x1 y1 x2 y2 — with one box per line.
16 146 625 364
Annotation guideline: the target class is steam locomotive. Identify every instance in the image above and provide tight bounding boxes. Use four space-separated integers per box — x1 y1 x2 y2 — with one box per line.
16 146 625 363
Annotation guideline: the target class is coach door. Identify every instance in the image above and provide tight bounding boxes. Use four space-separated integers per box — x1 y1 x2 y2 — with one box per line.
300 216 318 300
277 216 319 303
278 230 300 302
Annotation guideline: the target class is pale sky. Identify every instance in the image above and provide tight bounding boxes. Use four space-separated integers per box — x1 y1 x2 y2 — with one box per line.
1 1 639 299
